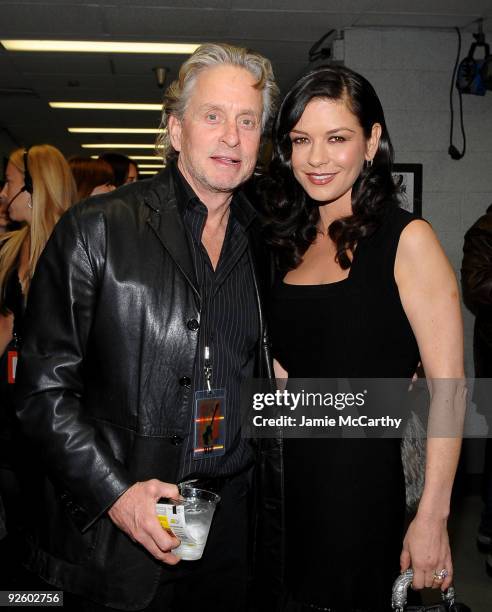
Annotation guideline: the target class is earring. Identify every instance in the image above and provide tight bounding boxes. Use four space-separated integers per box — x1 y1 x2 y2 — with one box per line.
365 159 373 168
27 197 33 210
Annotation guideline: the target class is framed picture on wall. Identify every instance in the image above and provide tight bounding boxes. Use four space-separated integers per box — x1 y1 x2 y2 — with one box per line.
392 163 423 217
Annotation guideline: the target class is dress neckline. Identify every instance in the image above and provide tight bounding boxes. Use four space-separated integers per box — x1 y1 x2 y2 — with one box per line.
281 241 361 288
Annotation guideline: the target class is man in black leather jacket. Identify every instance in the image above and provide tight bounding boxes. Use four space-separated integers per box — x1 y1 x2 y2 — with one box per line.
462 203 492 575
15 43 281 611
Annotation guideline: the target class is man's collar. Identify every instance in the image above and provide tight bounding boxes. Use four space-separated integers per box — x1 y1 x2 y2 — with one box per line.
169 159 199 214
170 159 256 230
231 190 256 230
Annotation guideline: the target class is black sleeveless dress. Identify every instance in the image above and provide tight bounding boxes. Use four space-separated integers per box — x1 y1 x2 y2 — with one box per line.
269 206 421 611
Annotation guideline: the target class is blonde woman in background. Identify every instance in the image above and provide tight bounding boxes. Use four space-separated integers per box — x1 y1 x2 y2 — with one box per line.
0 145 76 567
0 145 76 355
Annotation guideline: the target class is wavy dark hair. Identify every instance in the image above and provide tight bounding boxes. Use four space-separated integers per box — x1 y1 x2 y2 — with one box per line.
261 64 400 272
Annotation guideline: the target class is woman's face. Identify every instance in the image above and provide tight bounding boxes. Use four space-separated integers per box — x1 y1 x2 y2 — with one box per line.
90 183 115 196
0 161 32 224
289 97 380 208
125 162 138 184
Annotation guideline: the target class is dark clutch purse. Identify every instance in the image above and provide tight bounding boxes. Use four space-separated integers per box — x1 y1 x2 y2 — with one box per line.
392 569 471 611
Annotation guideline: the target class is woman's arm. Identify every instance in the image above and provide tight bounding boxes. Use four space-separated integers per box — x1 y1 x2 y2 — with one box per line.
273 358 288 380
395 219 464 592
273 359 288 391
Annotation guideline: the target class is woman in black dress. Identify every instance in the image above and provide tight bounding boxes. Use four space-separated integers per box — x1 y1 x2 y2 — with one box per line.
263 66 464 611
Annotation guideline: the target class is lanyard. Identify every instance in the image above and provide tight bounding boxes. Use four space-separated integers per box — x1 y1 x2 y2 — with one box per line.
204 345 212 393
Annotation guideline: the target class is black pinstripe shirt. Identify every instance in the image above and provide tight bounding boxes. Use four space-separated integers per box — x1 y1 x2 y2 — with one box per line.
171 164 259 479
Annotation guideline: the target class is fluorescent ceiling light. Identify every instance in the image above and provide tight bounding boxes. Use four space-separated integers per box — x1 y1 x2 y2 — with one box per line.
139 171 159 175
129 155 164 160
69 127 162 134
50 102 161 111
1 39 199 55
90 156 166 166
82 143 156 149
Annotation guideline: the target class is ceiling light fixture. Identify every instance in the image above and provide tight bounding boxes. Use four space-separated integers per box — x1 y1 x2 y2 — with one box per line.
82 143 156 149
139 171 159 175
50 102 161 111
90 156 166 166
129 155 164 161
1 39 199 55
91 155 166 170
69 127 162 134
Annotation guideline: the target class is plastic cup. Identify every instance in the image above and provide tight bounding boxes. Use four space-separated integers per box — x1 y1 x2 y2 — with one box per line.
156 487 220 561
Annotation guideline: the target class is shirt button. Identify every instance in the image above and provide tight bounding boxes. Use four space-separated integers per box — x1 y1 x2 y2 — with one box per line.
187 319 199 331
179 376 191 388
170 435 184 446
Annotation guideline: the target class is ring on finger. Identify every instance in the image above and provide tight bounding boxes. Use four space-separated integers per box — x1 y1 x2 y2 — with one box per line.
432 569 449 581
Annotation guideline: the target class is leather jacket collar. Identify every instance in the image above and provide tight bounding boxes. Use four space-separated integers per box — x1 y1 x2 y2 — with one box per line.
143 165 258 297
144 167 199 295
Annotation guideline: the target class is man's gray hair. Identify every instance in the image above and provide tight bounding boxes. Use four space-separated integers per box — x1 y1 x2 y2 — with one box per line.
156 42 279 161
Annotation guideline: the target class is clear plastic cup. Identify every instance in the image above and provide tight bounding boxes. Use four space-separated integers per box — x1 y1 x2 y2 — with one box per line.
156 487 220 561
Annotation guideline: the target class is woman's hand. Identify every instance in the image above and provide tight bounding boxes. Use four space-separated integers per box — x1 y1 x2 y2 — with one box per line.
400 512 453 591
0 312 14 357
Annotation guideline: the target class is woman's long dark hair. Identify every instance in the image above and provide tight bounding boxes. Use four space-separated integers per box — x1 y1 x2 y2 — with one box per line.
261 64 400 272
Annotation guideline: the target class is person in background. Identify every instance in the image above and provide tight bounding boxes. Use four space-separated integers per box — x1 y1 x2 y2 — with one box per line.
262 64 464 611
0 174 19 236
461 203 492 576
0 178 8 562
0 145 76 354
100 152 139 186
69 156 115 201
0 144 76 585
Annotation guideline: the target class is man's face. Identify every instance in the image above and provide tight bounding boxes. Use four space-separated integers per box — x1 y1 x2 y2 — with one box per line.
168 64 263 197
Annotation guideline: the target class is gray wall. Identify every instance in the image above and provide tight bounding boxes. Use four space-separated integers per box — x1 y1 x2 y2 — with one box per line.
344 27 492 377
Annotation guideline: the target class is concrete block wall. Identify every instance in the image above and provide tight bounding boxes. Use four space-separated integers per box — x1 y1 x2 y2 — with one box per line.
344 27 492 376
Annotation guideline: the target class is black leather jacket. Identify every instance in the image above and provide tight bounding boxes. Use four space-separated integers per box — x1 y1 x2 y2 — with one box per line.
462 205 492 380
462 206 492 423
15 168 282 609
